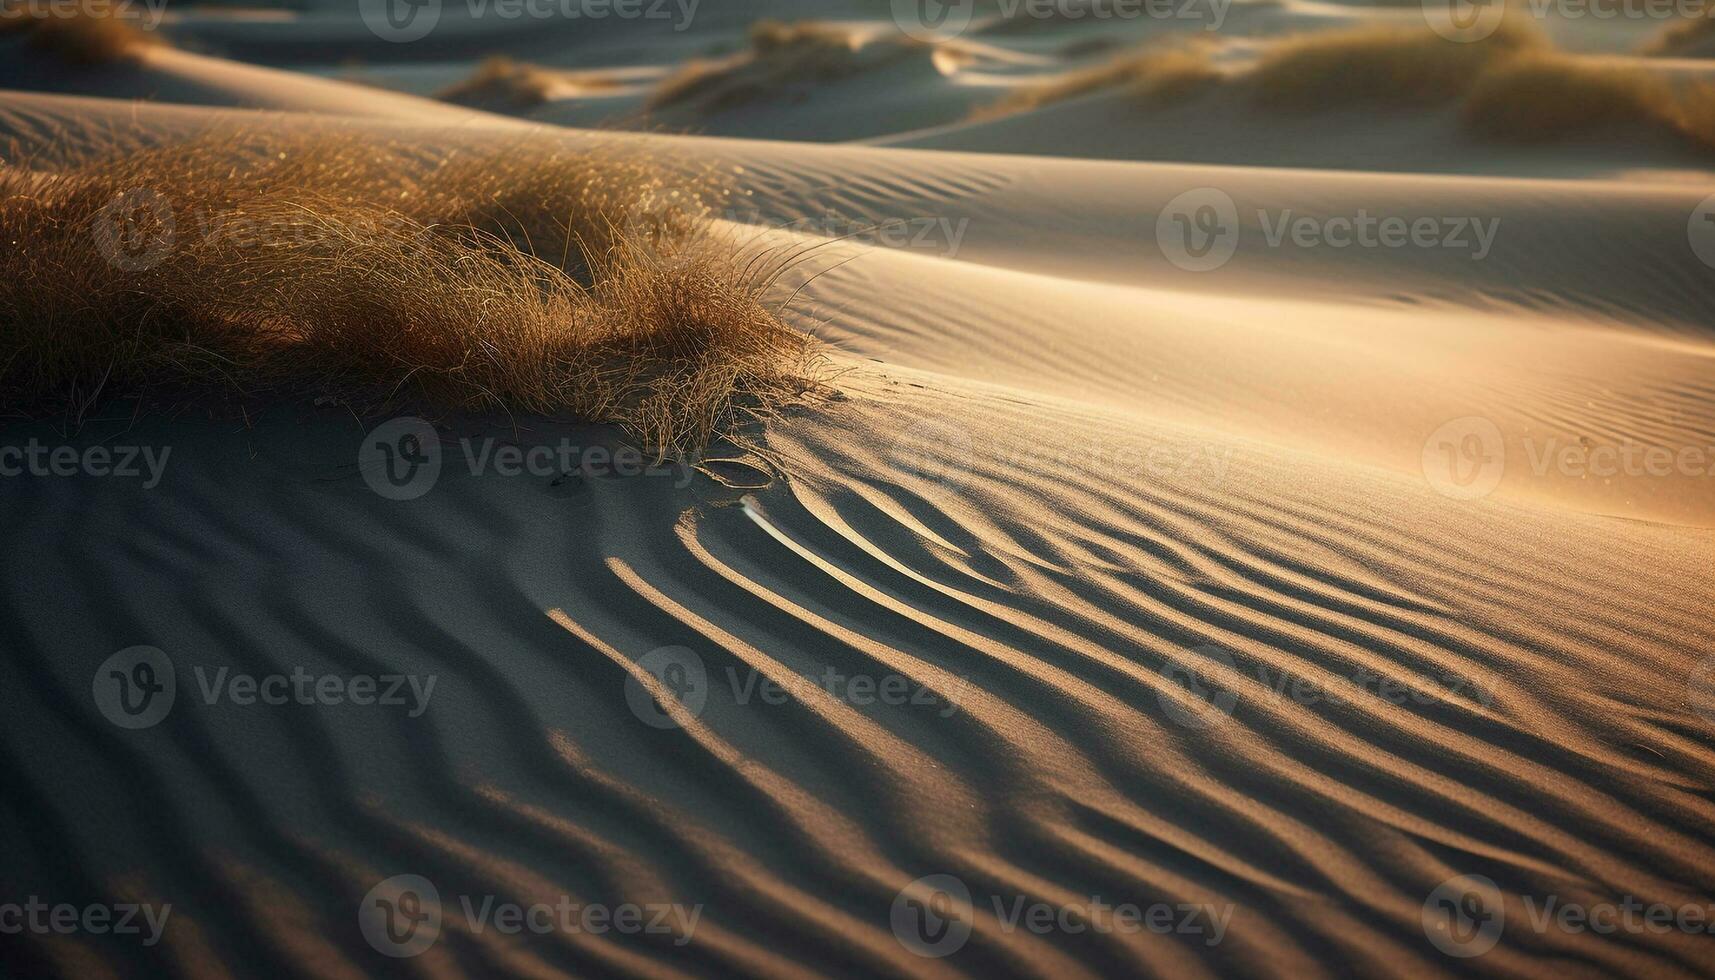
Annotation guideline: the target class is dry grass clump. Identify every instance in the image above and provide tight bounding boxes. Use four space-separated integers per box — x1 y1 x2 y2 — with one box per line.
970 46 1219 120
969 20 1715 157
435 56 619 110
648 19 931 114
1462 51 1715 152
1246 22 1544 109
0 129 825 453
0 2 164 65
1248 21 1715 153
436 57 560 108
1641 14 1715 56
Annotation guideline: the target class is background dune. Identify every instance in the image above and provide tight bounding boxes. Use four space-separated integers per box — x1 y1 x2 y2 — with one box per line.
1 2 1712 978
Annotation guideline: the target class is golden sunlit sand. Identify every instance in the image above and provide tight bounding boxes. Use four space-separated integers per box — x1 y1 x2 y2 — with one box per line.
0 2 1712 978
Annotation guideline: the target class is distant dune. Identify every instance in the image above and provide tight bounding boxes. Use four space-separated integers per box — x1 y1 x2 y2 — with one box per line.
1 4 1713 979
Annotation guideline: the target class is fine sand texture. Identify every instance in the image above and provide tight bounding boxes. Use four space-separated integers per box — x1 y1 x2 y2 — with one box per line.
1 3 1713 978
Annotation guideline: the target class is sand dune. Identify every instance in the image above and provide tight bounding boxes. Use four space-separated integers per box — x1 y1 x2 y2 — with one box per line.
2 5 1713 979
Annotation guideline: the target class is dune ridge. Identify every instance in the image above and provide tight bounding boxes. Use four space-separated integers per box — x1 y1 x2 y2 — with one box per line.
1 11 1713 979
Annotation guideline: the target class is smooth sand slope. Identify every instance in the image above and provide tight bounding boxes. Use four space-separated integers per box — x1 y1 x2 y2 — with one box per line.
2 11 1714 980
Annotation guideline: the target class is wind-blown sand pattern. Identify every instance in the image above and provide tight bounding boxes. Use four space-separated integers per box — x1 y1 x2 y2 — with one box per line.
2 1 1714 978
